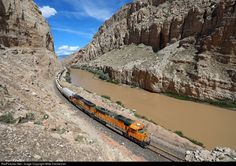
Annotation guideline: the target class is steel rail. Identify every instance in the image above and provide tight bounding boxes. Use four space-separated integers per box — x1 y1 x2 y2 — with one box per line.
147 143 185 162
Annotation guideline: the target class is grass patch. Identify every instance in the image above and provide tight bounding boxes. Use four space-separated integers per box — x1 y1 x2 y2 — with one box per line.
174 130 205 147
34 120 43 125
64 68 71 83
26 113 35 121
134 113 146 119
78 65 120 85
101 95 111 100
0 112 15 124
18 112 35 123
164 92 236 109
116 101 125 107
206 99 236 109
75 134 85 142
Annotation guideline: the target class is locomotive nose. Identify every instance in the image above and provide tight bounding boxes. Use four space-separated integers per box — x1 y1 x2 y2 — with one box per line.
145 133 151 145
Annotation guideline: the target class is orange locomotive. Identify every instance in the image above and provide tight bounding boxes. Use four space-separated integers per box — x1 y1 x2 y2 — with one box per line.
71 94 151 147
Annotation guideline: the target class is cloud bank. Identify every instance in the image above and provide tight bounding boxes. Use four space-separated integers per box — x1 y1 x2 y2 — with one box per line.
39 6 57 18
56 45 80 56
63 0 124 21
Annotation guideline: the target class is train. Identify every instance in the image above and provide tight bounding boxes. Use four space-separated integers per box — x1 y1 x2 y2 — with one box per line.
55 70 151 147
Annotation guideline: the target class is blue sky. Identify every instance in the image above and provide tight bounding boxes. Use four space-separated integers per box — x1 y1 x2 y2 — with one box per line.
34 0 133 58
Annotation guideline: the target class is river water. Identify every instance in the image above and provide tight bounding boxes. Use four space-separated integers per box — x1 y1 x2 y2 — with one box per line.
70 68 236 150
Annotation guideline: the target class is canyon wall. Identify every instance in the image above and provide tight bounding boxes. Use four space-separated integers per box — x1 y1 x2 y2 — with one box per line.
0 0 54 51
69 0 236 102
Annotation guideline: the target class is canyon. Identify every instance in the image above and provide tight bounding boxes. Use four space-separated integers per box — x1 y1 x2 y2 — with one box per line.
68 0 236 102
1 0 236 162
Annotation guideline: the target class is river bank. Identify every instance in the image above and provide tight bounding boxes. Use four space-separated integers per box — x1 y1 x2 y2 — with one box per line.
69 68 236 150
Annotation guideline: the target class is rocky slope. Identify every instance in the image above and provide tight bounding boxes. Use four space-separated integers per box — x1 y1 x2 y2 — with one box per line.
0 0 142 161
68 0 236 101
0 0 54 51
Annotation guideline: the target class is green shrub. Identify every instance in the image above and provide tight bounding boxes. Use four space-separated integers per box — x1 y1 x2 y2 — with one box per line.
101 95 111 100
34 120 43 125
112 79 119 85
80 65 121 85
134 113 145 119
0 112 15 124
75 134 85 142
18 112 35 123
43 114 49 120
64 69 71 83
99 73 110 81
174 131 184 137
26 113 35 121
116 101 125 107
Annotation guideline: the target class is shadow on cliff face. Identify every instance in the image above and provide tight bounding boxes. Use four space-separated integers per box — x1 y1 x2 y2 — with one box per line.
0 0 10 47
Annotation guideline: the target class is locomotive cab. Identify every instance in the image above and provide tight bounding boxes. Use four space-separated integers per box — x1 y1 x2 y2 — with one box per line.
128 122 150 146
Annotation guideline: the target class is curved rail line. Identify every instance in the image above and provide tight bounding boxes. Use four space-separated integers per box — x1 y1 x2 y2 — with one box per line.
56 69 186 162
147 143 185 161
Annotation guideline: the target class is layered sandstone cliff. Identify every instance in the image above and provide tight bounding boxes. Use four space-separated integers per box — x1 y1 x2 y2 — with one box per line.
0 0 54 51
69 0 236 101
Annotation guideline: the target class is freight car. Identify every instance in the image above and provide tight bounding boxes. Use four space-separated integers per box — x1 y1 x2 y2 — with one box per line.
55 72 151 147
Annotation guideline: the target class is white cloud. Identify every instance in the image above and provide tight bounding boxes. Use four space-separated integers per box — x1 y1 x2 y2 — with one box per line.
52 27 93 38
81 1 112 21
39 6 57 18
56 45 80 56
63 0 114 21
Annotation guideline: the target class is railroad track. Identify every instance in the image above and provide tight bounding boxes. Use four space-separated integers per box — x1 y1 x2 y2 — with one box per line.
147 143 185 162
56 70 186 162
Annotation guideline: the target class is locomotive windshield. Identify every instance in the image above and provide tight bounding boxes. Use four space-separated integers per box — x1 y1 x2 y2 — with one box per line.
138 129 146 134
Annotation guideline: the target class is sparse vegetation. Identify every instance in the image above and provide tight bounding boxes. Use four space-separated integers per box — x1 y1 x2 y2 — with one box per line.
77 65 120 85
75 134 85 142
59 128 67 134
43 114 49 120
164 92 236 109
18 112 35 123
101 95 111 100
34 120 43 125
64 68 71 83
49 126 68 134
174 130 205 147
0 112 15 124
134 113 146 119
26 112 35 121
116 101 125 107
85 89 92 93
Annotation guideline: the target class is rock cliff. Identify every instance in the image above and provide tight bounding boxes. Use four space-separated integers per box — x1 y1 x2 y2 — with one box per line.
0 0 54 51
69 0 236 102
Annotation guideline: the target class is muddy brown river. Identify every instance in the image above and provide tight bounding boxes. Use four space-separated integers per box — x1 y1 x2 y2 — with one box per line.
70 68 236 150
